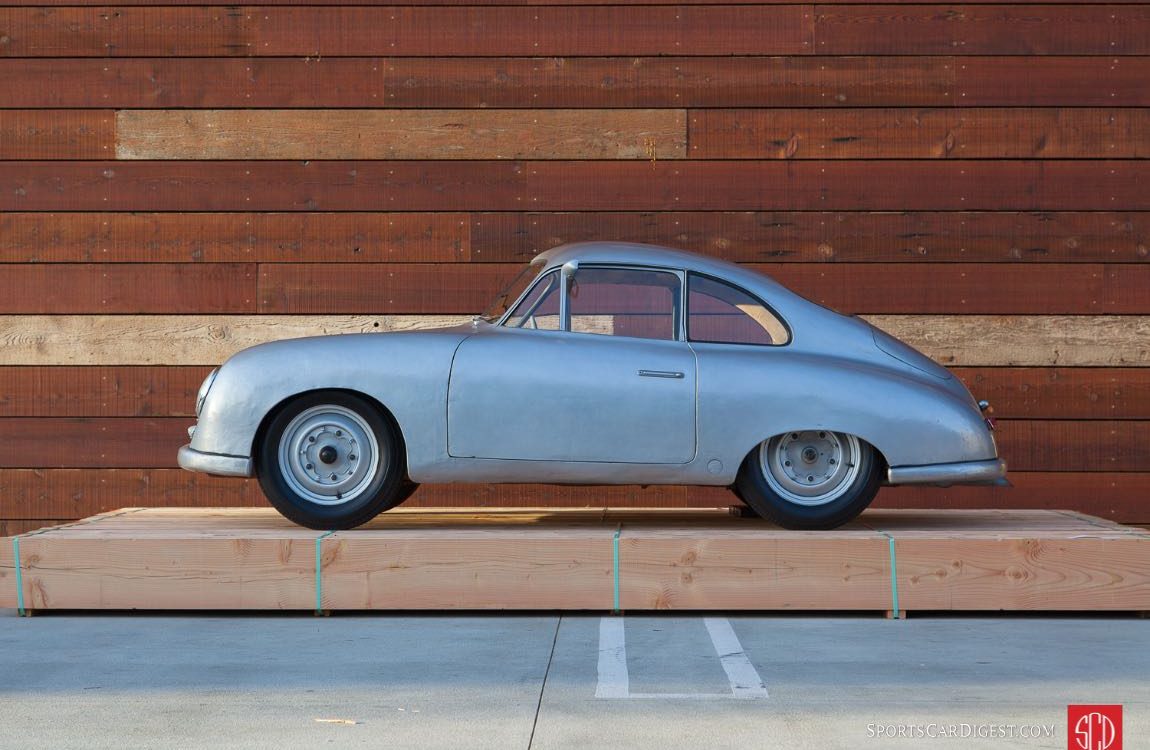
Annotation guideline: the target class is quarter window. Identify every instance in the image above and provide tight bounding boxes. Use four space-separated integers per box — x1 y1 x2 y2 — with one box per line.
688 274 789 346
568 267 681 341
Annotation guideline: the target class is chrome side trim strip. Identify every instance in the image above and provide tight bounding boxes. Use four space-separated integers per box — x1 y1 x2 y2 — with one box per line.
887 458 1006 486
178 444 254 478
637 369 685 379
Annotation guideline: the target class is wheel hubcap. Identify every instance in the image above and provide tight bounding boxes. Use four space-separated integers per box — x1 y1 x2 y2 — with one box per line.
278 405 380 506
760 430 862 507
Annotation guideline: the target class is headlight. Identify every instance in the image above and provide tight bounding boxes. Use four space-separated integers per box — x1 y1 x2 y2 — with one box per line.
195 368 219 417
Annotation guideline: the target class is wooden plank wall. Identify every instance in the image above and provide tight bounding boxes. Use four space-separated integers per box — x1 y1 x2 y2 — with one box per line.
1 1 1148 534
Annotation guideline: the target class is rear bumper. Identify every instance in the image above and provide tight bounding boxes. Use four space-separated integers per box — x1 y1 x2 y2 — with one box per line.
887 458 1007 487
178 444 253 478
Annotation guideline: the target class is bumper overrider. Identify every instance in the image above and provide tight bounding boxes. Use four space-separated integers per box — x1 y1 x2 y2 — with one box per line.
178 444 253 477
887 458 1008 487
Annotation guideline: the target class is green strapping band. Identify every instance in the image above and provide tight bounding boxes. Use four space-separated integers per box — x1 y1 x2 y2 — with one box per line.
887 535 900 620
12 536 25 617
612 526 622 613
315 531 335 614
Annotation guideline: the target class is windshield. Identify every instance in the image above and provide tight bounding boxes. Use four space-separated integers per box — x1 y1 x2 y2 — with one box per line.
479 258 546 322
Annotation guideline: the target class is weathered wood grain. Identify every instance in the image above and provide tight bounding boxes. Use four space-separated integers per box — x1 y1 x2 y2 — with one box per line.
952 368 1150 420
0 520 58 536
5 508 1145 612
0 264 256 314
0 416 1145 471
4 161 1150 212
0 6 813 57
322 527 617 609
0 212 468 263
116 110 687 160
0 469 264 517
619 531 892 610
0 315 468 366
891 536 1150 611
10 522 321 610
2 470 1148 523
0 110 112 159
6 366 1144 419
469 211 1150 263
691 108 1150 159
815 5 1150 55
0 418 187 468
0 367 211 417
958 56 1150 105
5 211 1147 264
866 315 1150 367
994 420 1150 474
6 0 1143 6
259 262 1150 315
0 57 958 108
258 264 505 315
4 57 1145 109
2 315 1146 366
879 473 1150 522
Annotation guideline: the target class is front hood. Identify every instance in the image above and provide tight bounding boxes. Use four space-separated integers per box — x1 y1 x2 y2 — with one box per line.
223 323 474 367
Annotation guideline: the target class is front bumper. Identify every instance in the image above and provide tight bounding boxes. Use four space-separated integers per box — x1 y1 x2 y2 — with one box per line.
887 458 1007 487
178 444 253 477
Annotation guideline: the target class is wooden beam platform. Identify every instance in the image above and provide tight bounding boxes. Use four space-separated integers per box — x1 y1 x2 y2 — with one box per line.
2 508 1147 615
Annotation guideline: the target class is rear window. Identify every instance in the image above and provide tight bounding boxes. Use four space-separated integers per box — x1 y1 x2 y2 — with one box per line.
687 274 789 346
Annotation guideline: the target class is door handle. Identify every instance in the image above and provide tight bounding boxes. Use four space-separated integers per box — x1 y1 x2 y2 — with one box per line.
637 369 685 379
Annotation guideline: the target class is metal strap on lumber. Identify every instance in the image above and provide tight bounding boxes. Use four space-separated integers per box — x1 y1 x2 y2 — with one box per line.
315 531 336 615
612 525 622 614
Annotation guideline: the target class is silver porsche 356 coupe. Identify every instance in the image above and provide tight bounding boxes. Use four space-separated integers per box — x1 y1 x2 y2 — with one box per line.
180 242 1006 530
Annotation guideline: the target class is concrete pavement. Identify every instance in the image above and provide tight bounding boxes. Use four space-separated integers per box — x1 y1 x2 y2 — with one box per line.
1 610 1146 749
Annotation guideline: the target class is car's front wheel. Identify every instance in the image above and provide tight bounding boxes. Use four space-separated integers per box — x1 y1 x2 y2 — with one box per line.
256 391 407 530
734 430 882 529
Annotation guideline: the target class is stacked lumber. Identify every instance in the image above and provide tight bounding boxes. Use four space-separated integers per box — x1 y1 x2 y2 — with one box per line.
1 1 1148 528
3 508 1147 614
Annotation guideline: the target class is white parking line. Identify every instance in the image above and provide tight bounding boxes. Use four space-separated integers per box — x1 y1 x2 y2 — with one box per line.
704 617 769 699
595 617 630 699
595 617 768 700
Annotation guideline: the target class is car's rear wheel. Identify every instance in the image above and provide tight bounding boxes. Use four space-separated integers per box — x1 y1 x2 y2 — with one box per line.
256 391 407 530
734 430 882 529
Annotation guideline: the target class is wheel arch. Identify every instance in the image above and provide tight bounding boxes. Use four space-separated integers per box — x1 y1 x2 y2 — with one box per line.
252 387 410 479
737 428 890 483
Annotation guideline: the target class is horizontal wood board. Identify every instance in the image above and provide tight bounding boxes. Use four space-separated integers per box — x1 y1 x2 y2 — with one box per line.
2 2 1147 529
0 471 1147 524
3 508 1147 612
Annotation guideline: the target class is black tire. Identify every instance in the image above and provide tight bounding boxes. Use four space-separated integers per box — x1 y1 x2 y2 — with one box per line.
734 431 883 530
256 390 407 530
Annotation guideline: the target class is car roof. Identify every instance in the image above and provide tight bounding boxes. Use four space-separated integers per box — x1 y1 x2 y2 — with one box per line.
535 241 800 303
538 241 744 277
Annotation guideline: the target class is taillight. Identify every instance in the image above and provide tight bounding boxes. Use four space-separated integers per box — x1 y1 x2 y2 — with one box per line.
978 400 995 430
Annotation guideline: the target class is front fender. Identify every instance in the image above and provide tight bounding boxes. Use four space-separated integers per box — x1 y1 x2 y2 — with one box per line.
189 328 469 468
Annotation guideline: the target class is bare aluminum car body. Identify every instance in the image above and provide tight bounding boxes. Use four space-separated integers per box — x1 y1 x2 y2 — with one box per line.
179 242 1005 488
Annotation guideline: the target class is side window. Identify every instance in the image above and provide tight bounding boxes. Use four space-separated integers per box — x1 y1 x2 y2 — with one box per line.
504 270 560 329
568 267 681 341
688 274 789 346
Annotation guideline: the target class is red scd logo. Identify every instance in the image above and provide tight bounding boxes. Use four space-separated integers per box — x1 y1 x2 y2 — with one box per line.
1068 705 1122 750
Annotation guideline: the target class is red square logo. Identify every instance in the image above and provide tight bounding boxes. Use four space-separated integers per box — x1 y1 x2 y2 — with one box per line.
1068 705 1122 750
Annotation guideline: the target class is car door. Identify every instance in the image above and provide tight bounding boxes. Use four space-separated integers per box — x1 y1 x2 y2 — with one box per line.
447 265 697 464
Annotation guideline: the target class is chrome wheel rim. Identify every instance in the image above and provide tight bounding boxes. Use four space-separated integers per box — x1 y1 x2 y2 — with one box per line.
760 431 861 507
278 405 380 506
